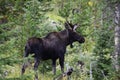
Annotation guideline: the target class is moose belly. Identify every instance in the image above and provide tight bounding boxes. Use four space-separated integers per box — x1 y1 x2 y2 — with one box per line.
41 50 59 60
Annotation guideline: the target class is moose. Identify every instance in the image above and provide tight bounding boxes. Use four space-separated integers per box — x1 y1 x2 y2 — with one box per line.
21 21 85 80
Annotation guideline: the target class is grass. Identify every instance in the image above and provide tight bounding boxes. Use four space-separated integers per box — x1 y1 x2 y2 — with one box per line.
0 59 90 80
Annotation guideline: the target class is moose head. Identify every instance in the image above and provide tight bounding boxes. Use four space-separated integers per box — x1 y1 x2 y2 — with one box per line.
64 21 85 48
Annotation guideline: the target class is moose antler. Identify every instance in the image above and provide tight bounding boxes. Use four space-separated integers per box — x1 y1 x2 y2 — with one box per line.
65 21 79 32
64 21 72 29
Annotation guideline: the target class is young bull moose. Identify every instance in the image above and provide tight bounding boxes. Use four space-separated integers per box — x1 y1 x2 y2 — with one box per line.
21 22 85 80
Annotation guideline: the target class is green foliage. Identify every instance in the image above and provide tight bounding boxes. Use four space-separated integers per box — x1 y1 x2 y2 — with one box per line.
92 1 115 79
58 1 71 18
93 29 114 80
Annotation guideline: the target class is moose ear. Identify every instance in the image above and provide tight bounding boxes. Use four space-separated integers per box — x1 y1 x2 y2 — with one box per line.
73 24 79 31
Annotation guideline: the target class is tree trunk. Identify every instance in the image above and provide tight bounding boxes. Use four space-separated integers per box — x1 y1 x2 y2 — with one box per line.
114 3 120 72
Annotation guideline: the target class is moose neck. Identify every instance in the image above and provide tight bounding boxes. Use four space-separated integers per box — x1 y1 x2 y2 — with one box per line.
59 29 73 47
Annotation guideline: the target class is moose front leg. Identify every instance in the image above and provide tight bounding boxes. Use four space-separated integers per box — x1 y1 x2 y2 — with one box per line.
52 59 56 75
59 56 64 73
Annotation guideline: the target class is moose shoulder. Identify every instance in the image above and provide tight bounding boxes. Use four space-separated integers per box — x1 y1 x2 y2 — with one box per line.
21 22 85 80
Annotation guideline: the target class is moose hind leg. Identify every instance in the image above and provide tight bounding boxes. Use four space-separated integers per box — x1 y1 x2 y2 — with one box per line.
34 58 40 71
34 58 40 80
21 51 29 75
21 63 27 75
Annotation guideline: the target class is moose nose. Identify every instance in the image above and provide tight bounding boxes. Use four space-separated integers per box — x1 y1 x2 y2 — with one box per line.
79 38 85 43
82 38 85 43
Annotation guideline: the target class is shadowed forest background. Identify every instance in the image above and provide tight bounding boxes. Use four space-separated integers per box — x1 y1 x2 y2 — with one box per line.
0 0 120 80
